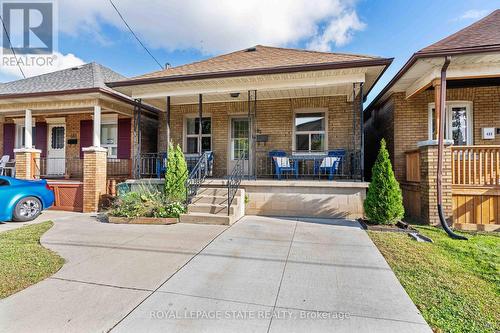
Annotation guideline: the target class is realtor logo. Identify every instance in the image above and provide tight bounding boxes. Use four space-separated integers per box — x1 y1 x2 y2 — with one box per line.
2 1 54 54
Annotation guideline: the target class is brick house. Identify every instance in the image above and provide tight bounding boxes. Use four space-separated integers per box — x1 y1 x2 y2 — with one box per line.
109 45 392 221
0 63 159 212
364 10 500 231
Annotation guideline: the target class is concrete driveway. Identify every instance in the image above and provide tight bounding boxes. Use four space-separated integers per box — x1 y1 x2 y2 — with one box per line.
0 213 431 333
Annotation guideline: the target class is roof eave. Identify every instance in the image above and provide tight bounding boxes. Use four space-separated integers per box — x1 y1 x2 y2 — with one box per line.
107 58 394 88
364 44 500 115
0 87 161 116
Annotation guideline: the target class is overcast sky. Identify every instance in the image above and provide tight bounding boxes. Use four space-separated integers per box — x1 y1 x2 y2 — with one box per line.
1 0 499 104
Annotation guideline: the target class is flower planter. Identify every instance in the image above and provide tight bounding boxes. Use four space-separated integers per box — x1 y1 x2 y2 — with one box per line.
107 216 178 225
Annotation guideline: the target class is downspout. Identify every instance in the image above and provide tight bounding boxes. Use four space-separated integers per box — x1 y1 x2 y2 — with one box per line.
436 56 467 240
359 82 364 181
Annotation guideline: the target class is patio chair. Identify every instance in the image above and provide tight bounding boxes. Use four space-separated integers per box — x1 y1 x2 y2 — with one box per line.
272 156 298 180
314 156 341 180
0 155 10 176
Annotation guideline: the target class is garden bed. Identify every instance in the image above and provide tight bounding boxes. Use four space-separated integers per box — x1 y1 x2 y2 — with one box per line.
108 216 178 225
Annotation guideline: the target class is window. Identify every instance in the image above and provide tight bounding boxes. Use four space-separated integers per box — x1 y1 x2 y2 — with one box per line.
294 112 326 152
185 117 211 154
428 102 473 146
16 126 36 148
51 127 65 149
101 123 118 158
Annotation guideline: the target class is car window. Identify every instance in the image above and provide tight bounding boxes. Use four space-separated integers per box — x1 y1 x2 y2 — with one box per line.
0 179 10 186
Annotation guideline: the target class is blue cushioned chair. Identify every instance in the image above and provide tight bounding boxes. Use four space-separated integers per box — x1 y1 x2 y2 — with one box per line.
269 151 298 180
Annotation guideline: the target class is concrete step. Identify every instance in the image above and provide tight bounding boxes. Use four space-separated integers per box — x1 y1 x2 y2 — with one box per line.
197 187 242 197
179 212 231 225
188 203 235 215
190 195 238 205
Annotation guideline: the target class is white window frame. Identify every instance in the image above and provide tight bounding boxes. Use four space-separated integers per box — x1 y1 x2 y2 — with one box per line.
183 114 212 156
13 117 35 149
292 108 328 152
100 115 118 158
428 101 473 145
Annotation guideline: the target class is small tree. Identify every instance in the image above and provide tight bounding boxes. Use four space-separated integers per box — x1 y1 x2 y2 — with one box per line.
364 139 404 224
164 143 188 201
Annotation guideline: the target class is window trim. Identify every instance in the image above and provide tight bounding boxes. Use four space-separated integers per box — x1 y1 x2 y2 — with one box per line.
183 114 212 156
428 101 473 145
100 121 118 158
292 108 328 152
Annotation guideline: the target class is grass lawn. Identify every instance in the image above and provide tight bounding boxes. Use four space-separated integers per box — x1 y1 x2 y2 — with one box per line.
369 226 499 333
0 221 64 299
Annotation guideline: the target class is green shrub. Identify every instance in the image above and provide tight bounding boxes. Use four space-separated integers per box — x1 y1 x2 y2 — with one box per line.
364 139 404 224
110 183 186 218
165 143 188 201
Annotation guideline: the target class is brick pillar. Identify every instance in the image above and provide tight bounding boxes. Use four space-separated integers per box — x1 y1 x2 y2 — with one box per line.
83 147 107 213
419 141 452 225
14 148 41 179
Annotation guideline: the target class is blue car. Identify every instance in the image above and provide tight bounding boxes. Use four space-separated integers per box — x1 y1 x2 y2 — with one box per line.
0 176 55 222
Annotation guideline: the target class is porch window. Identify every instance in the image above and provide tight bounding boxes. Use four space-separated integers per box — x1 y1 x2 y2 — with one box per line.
101 123 118 158
17 126 36 148
185 117 211 154
294 112 326 152
428 102 473 146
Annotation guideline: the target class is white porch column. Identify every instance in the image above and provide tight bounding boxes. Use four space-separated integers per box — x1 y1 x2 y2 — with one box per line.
24 109 32 149
93 105 101 147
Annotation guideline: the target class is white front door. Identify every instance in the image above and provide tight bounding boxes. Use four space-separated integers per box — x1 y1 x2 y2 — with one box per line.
46 124 66 176
228 117 252 176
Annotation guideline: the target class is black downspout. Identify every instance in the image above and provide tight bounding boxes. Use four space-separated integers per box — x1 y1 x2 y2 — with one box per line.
166 96 171 149
360 82 364 182
437 56 467 240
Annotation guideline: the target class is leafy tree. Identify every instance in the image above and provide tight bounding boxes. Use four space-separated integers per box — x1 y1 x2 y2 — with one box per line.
364 139 404 224
164 143 188 201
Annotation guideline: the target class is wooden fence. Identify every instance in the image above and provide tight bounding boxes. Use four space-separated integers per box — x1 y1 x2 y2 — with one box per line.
405 150 420 183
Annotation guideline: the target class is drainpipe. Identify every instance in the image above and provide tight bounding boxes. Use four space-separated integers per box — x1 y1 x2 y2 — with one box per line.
436 56 467 240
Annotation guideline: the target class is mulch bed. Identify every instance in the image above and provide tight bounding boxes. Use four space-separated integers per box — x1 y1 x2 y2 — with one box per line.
358 219 416 233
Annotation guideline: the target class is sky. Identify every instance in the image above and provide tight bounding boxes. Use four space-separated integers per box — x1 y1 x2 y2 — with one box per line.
1 0 499 104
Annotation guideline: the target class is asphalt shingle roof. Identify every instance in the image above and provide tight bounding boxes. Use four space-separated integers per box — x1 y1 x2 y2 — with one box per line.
419 9 500 54
0 62 126 95
132 45 382 80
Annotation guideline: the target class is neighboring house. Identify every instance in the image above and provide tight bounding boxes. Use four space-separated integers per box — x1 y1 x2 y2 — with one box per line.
109 45 392 219
365 10 500 231
0 63 159 211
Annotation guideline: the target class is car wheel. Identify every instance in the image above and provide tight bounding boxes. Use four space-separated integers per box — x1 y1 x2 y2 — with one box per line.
13 197 42 222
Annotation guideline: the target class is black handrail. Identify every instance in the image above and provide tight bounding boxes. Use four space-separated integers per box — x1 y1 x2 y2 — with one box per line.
185 152 210 205
227 158 244 216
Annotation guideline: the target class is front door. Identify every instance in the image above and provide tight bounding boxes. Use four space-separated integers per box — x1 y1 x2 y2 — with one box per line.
228 117 252 176
46 124 66 176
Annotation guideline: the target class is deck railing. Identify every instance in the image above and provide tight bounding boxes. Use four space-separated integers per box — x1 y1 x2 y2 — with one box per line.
452 146 500 186
405 150 420 183
254 149 361 180
37 157 132 179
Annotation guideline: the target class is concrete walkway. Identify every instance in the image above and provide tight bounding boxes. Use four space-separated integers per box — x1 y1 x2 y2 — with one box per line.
0 213 431 332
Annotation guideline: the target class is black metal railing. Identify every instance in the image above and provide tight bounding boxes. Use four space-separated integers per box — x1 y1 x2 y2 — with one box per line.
137 152 212 179
254 149 362 180
227 157 244 216
185 152 211 204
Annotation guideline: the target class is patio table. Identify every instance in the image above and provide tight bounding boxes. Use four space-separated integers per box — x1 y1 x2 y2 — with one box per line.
290 153 327 179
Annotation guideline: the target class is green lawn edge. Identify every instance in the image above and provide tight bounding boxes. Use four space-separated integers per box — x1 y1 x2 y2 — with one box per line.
368 227 499 333
0 221 65 299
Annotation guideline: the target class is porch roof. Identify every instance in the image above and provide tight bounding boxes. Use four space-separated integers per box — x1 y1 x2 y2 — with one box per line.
0 63 160 116
107 45 392 106
365 9 500 116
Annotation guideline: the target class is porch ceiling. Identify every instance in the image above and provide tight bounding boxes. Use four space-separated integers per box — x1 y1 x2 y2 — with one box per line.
388 52 500 99
115 65 387 106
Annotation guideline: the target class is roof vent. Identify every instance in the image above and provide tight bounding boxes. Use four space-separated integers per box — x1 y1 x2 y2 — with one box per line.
165 62 171 69
71 66 82 70
244 47 257 52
